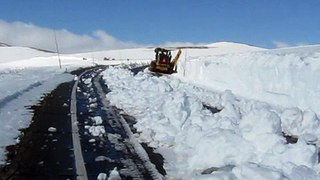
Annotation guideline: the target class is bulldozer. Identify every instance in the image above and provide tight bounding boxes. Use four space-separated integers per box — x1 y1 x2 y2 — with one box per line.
149 47 182 74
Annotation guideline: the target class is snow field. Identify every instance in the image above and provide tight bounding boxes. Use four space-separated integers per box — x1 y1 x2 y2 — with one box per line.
0 46 54 63
102 66 320 179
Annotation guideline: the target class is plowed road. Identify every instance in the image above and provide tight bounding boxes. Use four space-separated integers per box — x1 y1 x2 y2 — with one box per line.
0 66 164 180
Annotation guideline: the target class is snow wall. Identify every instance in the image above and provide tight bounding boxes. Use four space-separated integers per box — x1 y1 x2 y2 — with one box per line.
177 46 320 114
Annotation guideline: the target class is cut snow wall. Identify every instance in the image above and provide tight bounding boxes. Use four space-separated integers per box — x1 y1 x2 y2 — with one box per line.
177 47 320 114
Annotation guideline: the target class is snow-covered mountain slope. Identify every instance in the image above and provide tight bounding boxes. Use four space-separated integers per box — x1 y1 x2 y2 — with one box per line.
0 46 56 63
177 44 320 115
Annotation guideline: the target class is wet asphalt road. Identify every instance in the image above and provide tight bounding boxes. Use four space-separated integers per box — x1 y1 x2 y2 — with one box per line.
0 66 165 180
0 81 75 180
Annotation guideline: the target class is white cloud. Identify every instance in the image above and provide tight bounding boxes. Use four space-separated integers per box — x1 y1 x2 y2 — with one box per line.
0 20 141 53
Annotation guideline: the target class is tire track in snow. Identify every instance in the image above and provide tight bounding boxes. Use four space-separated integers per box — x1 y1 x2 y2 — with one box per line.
0 81 42 109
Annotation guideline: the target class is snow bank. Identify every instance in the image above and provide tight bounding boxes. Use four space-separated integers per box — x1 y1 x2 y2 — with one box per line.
102 67 320 179
177 45 320 115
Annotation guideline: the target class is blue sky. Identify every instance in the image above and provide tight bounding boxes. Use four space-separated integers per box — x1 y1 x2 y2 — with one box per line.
0 0 319 50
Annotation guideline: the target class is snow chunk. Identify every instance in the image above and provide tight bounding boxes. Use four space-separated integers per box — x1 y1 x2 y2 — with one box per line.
261 139 318 175
281 108 303 136
48 127 57 132
92 116 103 125
89 97 97 103
240 107 282 140
108 167 121 180
89 103 98 109
288 165 320 180
97 173 107 180
188 129 255 169
89 126 105 137
232 163 285 180
83 78 92 85
281 108 320 136
95 156 115 162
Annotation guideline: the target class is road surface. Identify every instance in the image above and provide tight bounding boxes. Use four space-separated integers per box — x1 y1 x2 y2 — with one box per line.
0 66 165 180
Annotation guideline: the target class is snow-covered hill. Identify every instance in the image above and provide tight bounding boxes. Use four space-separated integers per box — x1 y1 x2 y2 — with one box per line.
70 41 265 62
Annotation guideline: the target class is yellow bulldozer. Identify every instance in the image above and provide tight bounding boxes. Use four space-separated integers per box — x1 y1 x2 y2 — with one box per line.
149 48 182 74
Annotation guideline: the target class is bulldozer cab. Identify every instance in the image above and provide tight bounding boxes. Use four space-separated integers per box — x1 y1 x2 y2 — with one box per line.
155 48 172 65
149 47 181 74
